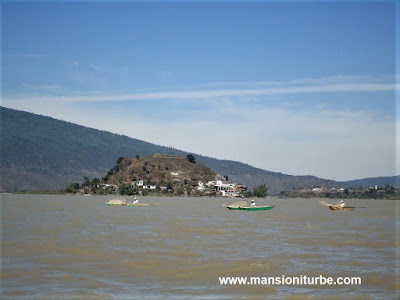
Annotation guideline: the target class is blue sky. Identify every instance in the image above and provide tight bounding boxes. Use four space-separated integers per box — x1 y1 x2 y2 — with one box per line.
2 1 399 181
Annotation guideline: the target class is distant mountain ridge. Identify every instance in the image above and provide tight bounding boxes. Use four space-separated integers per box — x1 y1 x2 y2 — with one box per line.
0 106 397 194
344 176 399 189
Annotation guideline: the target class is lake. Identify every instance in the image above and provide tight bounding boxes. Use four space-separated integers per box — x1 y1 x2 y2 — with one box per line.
1 194 399 299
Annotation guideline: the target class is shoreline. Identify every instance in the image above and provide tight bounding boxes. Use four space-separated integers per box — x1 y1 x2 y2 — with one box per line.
4 191 399 200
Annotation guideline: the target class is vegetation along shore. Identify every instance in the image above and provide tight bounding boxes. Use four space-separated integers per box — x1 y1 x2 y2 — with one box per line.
30 154 396 200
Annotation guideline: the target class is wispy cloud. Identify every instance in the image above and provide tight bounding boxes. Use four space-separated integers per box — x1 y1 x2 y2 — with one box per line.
5 81 399 104
198 74 397 88
2 79 396 181
72 103 395 181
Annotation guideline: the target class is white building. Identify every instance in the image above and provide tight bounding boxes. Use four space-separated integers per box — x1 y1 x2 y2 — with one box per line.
131 180 143 187
221 190 242 197
198 181 206 191
214 180 235 191
143 185 156 190
99 184 118 189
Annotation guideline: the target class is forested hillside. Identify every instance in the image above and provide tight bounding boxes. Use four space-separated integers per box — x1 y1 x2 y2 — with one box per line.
1 107 395 194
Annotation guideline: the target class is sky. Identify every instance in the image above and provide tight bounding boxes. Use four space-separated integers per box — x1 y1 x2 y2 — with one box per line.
1 1 399 181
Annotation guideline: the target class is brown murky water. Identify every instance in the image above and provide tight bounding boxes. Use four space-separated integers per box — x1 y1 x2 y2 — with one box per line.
1 194 399 299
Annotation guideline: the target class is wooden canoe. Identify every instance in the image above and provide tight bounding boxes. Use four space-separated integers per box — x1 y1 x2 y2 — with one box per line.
328 206 355 211
105 202 158 206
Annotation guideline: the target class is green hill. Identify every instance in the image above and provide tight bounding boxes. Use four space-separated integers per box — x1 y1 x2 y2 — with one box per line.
2 106 393 195
111 155 216 186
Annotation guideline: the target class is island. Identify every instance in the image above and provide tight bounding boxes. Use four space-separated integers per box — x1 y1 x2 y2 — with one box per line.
63 154 269 198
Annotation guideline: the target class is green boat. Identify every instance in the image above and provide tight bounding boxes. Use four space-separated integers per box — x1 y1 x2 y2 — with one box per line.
223 200 275 211
225 205 275 211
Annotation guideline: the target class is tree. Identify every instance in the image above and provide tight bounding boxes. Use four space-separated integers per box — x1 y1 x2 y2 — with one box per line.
252 184 268 197
167 182 173 192
64 182 80 193
107 168 114 177
118 183 134 195
385 184 393 191
187 154 196 163
242 191 252 198
185 186 192 196
175 186 185 196
82 176 90 187
116 157 125 165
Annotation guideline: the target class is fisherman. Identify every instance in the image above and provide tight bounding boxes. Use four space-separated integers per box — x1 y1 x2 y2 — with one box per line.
133 197 139 204
340 200 346 208
251 200 256 207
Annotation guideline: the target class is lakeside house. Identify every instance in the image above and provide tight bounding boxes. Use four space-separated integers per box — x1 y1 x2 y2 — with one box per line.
143 184 156 190
198 179 247 197
99 183 118 190
131 180 143 187
197 181 206 191
128 171 247 197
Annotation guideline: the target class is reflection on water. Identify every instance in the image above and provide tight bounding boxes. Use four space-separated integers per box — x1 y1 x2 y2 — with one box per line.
1 194 399 299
